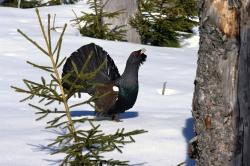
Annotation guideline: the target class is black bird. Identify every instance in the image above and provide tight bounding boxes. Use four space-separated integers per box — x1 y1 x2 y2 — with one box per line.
62 43 147 121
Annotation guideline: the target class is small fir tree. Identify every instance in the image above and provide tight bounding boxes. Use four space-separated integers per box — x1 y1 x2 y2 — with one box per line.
1 0 41 8
0 0 77 8
72 0 126 41
11 9 146 165
130 0 198 47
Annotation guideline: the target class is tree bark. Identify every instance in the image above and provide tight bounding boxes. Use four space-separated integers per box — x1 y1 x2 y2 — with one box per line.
191 0 250 165
102 0 141 43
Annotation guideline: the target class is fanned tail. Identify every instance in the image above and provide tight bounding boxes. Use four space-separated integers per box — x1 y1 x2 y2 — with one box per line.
62 43 120 95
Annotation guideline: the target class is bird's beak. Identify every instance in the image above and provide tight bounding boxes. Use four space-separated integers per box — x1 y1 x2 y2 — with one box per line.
140 48 146 54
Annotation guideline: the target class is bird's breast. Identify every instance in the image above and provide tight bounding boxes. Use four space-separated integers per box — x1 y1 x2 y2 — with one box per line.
119 87 138 109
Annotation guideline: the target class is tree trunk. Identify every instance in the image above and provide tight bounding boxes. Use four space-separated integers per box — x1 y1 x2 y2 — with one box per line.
234 0 250 165
191 0 250 165
17 0 21 8
102 0 141 43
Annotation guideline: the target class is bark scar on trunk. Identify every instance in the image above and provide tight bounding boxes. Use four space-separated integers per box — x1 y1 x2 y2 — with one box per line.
205 115 212 131
207 0 239 38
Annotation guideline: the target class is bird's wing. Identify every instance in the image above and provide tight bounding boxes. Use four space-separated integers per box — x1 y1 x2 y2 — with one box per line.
94 83 118 113
62 43 120 95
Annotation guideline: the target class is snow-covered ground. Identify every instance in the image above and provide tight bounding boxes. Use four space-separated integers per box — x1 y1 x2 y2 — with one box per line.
0 2 198 166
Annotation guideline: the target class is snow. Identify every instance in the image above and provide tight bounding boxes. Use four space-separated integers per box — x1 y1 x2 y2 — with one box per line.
0 2 198 166
156 88 180 96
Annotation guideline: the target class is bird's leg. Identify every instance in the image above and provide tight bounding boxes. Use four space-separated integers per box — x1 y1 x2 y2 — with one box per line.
112 114 122 122
95 111 112 121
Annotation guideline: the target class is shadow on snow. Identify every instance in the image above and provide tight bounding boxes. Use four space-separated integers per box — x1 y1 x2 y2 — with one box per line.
182 117 196 166
70 110 139 119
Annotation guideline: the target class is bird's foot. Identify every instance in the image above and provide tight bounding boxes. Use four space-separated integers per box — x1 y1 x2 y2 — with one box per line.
95 112 112 121
95 112 122 122
112 114 122 122
95 116 112 121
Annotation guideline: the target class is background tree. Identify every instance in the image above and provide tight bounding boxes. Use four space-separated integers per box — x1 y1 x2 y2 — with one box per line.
191 0 250 165
102 0 141 43
130 0 198 47
72 0 126 41
12 9 146 165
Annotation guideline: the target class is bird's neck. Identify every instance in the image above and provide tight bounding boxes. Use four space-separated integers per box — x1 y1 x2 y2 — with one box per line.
115 63 140 89
122 63 139 81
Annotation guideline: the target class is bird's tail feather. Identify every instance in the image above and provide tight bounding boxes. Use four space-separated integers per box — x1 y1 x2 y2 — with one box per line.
62 43 120 95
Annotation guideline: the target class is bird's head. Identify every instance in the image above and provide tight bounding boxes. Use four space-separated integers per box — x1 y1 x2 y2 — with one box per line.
127 48 147 66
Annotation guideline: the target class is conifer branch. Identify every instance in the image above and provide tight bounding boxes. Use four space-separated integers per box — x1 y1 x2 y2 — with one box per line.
27 60 54 72
35 8 50 50
17 29 49 56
